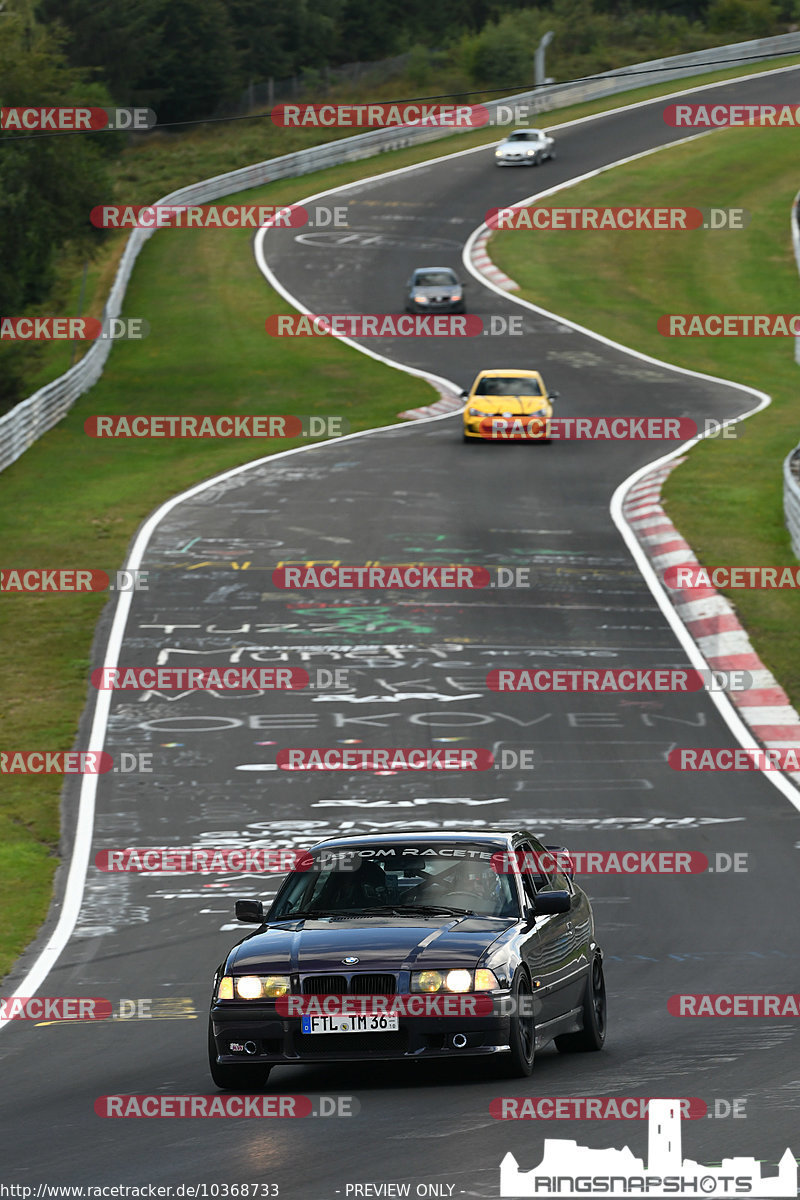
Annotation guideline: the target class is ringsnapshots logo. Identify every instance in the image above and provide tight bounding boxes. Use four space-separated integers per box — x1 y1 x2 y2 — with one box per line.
498 1098 797 1197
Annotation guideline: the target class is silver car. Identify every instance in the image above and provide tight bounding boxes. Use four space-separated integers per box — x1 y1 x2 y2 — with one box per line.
495 128 555 166
405 267 466 314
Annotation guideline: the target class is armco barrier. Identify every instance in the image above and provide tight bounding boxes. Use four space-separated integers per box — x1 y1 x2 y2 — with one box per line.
786 188 800 557
3 31 800 474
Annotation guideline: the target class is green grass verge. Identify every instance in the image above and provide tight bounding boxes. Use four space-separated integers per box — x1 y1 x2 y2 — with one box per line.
489 123 800 706
0 155 444 981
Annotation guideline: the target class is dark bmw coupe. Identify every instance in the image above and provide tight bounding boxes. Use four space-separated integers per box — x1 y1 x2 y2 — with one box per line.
208 829 606 1089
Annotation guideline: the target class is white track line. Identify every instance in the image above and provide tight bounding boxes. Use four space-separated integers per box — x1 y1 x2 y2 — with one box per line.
3 55 799 1023
461 146 800 813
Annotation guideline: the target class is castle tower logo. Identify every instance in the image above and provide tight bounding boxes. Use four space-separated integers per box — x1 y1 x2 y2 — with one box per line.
500 1098 797 1197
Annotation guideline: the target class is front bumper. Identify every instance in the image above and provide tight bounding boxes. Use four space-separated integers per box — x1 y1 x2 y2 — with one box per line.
210 1000 514 1064
407 300 465 314
463 414 551 439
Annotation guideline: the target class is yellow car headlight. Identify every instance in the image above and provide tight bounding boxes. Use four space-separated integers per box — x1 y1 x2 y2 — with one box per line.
413 969 444 993
263 975 291 998
217 976 234 1000
412 969 477 993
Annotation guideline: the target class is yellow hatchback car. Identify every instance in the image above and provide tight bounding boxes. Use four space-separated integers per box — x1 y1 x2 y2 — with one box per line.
461 368 558 442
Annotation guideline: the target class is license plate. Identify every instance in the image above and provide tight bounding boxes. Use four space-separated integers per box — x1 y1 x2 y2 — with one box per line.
301 1014 399 1034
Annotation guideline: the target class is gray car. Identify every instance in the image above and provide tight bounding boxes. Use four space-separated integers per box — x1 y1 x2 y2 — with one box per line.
405 266 466 314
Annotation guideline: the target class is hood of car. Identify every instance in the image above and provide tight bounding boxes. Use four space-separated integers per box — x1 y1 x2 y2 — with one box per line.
501 137 544 150
229 916 509 973
411 284 459 297
468 395 550 415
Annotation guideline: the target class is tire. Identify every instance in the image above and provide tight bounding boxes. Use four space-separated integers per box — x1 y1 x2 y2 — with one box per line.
555 955 606 1053
501 970 535 1077
208 1022 273 1091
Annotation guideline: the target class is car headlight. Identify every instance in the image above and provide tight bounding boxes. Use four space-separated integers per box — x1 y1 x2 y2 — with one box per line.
495 148 504 157
413 294 429 303
474 968 500 991
450 292 462 301
411 969 491 993
217 974 292 1000
526 149 536 156
467 407 488 417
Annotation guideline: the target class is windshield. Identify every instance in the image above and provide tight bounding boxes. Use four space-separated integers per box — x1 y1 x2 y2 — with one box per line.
414 271 457 287
474 376 543 397
270 845 520 919
508 130 542 141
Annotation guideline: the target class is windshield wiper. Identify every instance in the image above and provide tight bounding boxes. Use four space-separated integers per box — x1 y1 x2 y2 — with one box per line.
271 904 481 920
270 909 343 921
349 904 477 918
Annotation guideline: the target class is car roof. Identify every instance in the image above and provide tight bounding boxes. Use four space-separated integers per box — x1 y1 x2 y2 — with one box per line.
412 265 456 274
472 368 543 379
308 829 543 851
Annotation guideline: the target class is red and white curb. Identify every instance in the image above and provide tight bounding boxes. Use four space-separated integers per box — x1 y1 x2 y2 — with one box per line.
398 388 463 421
623 459 800 787
470 229 519 292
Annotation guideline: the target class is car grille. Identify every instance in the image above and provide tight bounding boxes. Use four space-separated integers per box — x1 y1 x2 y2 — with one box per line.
351 974 396 995
301 973 396 995
294 1031 408 1055
302 975 348 994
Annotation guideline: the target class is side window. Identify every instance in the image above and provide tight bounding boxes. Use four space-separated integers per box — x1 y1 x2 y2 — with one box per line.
517 841 544 909
530 837 573 894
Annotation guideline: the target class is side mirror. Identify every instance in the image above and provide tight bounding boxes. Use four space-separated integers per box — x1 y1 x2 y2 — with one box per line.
460 390 468 398
549 392 559 401
235 899 265 924
533 891 571 915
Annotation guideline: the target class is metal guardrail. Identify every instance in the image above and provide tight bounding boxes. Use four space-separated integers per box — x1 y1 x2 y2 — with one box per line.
786 189 800 557
3 30 800 474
